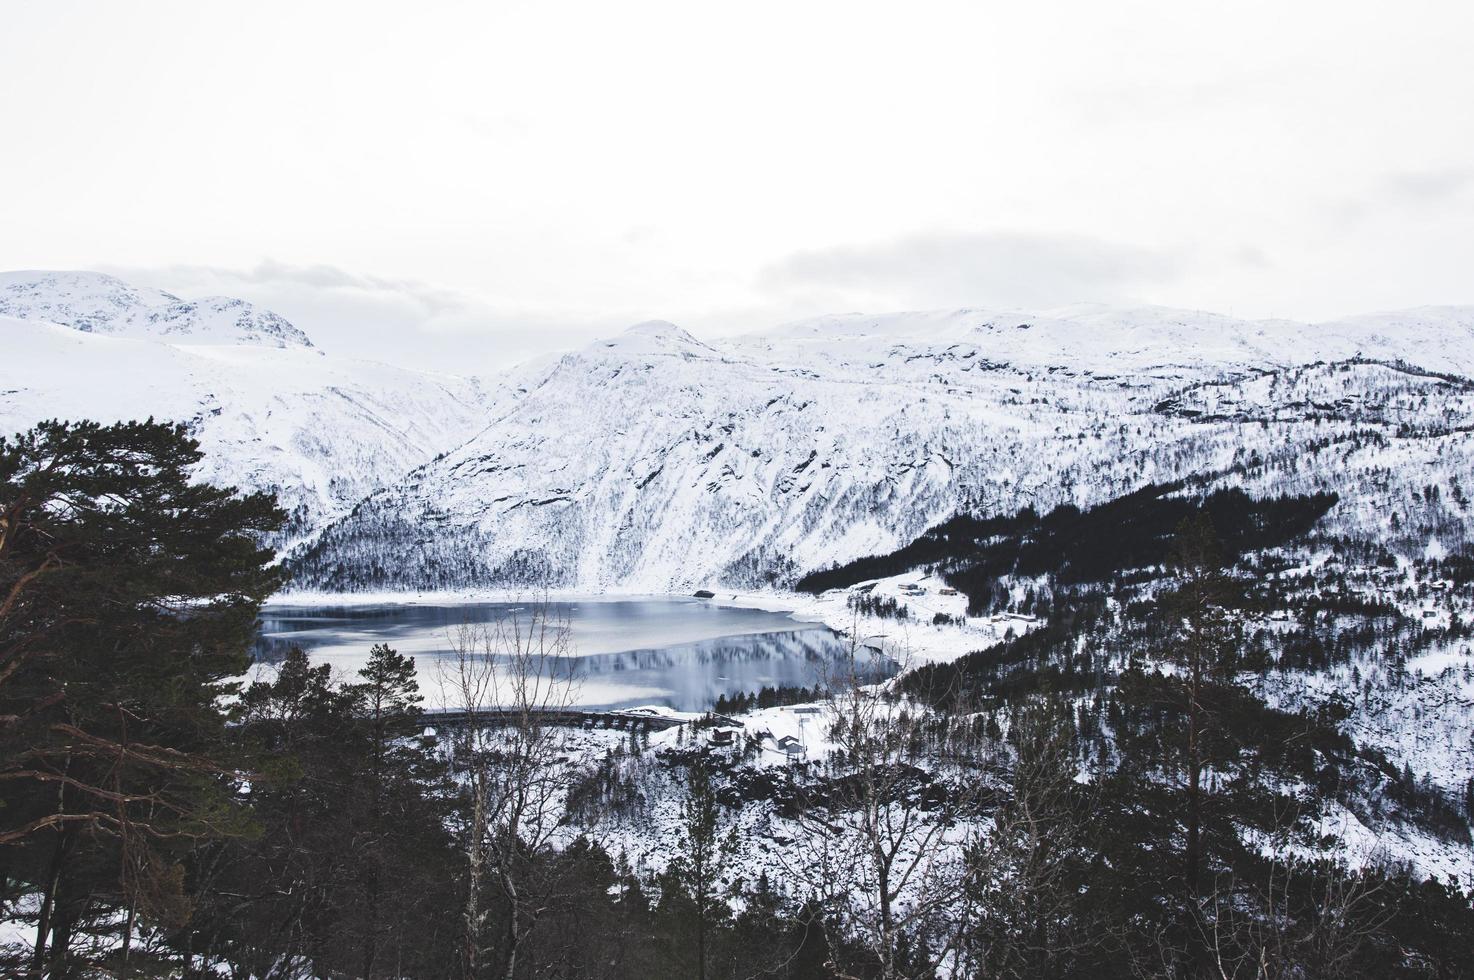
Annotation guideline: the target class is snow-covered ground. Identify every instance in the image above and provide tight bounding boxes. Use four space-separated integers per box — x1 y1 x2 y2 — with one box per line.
0 269 314 347
274 293 1474 594
529 713 979 936
721 574 1033 667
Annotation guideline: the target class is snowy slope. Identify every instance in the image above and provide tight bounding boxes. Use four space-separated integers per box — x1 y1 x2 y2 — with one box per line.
760 304 1474 377
4 268 1471 591
293 306 1474 592
0 273 498 543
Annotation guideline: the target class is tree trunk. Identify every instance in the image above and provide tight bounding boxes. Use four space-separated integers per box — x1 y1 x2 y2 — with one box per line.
46 876 80 980
121 899 137 974
502 870 520 980
31 828 73 978
696 902 707 980
464 784 485 980
1185 618 1207 979
363 699 385 979
877 846 896 980
1187 670 1201 902
362 867 380 979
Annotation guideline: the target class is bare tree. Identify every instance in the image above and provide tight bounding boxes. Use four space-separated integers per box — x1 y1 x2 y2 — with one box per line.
1196 823 1397 980
790 628 984 979
441 601 578 980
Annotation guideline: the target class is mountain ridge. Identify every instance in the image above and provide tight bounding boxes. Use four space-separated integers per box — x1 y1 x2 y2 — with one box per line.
0 276 495 545
291 301 1474 593
4 269 1473 594
0 269 316 348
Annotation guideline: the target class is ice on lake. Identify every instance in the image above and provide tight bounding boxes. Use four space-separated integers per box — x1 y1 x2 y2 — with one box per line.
254 597 894 711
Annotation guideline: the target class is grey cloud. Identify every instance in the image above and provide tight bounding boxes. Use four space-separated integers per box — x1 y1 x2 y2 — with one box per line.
1067 71 1294 124
1382 168 1474 206
758 231 1182 311
123 260 482 325
1321 168 1474 228
1234 244 1273 270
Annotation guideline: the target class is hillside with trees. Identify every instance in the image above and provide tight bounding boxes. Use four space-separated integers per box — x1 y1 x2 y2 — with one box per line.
3 420 1473 978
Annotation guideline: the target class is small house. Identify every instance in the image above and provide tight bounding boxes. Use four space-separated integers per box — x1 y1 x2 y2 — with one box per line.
775 735 807 760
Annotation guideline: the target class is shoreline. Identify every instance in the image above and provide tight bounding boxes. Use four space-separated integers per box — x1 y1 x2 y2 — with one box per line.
268 575 1022 669
265 587 827 629
267 586 796 608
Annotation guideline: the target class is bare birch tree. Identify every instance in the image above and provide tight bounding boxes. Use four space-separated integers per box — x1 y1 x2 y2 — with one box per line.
1196 826 1396 979
442 601 578 980
791 627 984 979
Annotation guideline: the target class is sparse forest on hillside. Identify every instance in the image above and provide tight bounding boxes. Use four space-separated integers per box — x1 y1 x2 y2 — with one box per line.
4 421 1474 978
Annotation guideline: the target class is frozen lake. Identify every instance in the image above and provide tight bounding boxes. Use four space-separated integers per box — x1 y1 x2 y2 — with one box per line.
254 597 892 711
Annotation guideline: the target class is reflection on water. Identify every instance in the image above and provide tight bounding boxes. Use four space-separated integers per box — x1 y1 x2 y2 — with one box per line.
255 599 894 711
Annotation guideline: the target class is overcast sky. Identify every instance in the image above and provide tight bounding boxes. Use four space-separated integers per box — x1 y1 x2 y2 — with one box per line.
2 0 1471 372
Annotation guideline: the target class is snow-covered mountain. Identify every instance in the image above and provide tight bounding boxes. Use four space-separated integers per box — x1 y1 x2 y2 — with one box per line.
291 305 1474 592
4 269 1470 591
0 272 495 543
11 269 1474 928
0 270 315 348
767 303 1474 377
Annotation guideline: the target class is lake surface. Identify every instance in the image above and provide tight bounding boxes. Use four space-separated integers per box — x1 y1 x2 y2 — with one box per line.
254 598 892 711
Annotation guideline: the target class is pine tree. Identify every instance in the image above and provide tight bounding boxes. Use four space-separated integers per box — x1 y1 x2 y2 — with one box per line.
671 754 736 980
344 643 426 978
0 418 284 976
183 644 458 979
1162 512 1241 970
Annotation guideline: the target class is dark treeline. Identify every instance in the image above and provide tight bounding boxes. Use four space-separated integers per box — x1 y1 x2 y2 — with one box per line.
900 520 1474 847
797 482 1338 612
1 420 285 978
846 591 911 620
894 515 1474 977
712 684 823 715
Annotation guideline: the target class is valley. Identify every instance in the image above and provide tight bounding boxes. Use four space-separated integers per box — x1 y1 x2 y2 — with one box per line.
4 270 1474 977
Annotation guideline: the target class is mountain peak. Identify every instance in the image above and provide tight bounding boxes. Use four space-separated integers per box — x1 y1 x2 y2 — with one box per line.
623 319 698 341
0 269 314 348
591 319 710 355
